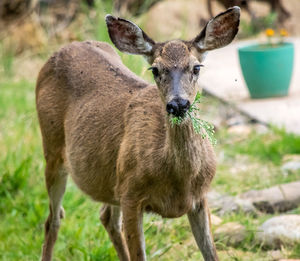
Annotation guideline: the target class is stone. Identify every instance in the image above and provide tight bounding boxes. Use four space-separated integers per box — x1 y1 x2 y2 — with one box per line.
240 181 300 213
214 222 246 247
283 154 300 163
253 123 269 134
267 250 284 260
227 124 252 136
211 214 222 226
207 190 257 216
281 161 300 175
279 259 300 261
226 115 248 127
256 215 300 248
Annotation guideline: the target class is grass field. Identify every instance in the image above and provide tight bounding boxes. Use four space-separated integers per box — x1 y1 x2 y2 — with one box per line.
1 77 300 260
1 2 300 260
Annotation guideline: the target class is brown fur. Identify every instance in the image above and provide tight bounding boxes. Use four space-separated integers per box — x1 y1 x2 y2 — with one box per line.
37 8 240 261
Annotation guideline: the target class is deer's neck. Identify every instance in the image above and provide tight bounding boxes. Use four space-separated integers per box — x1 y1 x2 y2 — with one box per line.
166 118 203 174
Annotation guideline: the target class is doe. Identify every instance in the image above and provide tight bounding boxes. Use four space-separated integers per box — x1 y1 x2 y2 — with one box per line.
36 7 240 261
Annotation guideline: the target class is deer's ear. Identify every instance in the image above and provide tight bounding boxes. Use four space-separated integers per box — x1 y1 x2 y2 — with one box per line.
106 15 155 57
192 6 240 52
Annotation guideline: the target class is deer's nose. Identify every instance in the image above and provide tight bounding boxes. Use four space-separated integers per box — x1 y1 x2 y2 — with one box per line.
166 98 190 117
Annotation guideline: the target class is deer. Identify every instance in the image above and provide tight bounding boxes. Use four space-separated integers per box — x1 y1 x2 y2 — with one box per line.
36 6 240 261
206 0 290 23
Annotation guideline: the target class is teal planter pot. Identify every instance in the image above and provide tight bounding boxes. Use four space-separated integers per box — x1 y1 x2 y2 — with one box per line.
238 42 294 99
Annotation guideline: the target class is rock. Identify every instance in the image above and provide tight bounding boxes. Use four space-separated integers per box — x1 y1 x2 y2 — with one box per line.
283 154 300 163
225 114 249 127
211 214 222 226
227 124 252 136
256 215 300 248
253 123 269 134
279 259 300 261
240 181 300 213
281 161 300 176
207 190 257 216
267 250 284 260
214 222 246 247
217 196 258 216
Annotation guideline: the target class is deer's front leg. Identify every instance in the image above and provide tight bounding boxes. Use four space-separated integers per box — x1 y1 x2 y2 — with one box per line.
187 198 219 261
121 199 146 261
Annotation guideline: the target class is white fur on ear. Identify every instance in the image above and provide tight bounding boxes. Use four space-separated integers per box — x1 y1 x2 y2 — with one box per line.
136 36 153 54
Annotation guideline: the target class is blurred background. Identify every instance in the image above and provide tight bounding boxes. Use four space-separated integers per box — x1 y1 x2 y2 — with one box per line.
0 0 300 80
1 1 300 260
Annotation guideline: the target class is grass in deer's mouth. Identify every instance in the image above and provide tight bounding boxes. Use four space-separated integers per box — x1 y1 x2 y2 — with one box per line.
170 92 217 145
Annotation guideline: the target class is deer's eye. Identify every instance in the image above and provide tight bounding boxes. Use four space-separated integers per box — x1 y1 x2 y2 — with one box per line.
193 65 203 75
148 67 159 77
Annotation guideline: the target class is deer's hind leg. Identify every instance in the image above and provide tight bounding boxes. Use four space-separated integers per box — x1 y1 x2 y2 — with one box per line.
42 155 68 261
100 205 129 261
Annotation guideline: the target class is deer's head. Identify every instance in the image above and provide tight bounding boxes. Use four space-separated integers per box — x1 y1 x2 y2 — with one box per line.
106 7 240 118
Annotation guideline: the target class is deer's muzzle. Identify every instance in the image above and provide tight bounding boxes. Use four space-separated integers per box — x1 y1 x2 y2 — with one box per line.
166 98 190 117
